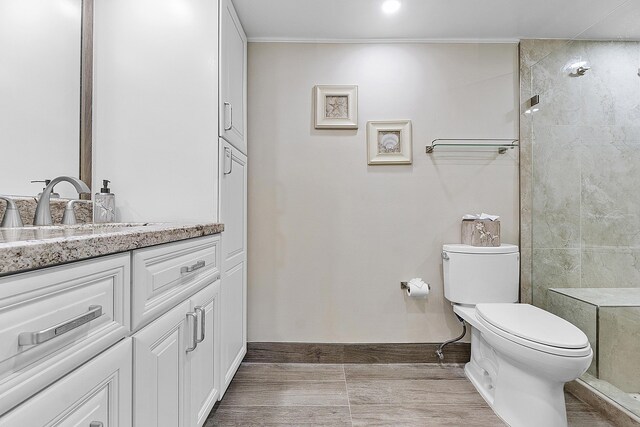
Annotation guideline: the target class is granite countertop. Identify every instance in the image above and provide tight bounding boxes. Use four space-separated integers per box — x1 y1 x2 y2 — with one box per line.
0 222 224 276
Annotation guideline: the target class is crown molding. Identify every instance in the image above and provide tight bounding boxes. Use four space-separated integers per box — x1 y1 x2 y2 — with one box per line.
247 37 521 44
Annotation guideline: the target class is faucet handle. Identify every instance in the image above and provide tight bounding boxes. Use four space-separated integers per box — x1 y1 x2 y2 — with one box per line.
62 200 80 225
0 196 24 228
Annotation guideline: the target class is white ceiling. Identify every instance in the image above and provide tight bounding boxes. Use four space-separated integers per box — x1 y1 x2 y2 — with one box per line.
233 0 640 42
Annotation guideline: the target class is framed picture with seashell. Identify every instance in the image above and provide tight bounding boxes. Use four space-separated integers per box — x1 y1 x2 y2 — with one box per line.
367 120 412 165
314 85 358 129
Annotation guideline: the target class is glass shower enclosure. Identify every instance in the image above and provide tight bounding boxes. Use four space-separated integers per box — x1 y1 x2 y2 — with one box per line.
522 37 640 417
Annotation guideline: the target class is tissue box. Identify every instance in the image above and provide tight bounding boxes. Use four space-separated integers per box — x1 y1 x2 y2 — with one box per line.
462 219 500 247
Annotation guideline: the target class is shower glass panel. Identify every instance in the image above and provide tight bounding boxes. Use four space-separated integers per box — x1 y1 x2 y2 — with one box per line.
528 39 640 417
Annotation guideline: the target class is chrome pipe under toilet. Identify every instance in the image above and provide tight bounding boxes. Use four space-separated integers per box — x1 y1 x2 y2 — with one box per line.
436 314 466 360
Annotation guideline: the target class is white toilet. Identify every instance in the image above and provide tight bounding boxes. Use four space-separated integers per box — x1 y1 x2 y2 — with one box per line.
442 243 593 427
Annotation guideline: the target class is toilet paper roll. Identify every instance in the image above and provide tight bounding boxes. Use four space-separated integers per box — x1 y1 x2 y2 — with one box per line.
406 278 429 298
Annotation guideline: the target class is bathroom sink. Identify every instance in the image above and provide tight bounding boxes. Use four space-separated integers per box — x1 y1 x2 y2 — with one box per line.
66 222 161 229
4 222 154 228
0 222 165 243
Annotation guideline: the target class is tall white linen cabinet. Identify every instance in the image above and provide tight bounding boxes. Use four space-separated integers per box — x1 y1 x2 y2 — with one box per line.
218 0 248 398
90 0 247 423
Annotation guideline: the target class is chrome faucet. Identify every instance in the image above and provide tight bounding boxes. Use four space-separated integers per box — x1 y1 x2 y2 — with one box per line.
0 196 24 228
34 176 90 226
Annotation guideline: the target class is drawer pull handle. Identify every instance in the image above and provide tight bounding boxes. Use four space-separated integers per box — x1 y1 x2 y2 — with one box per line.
186 312 198 353
180 260 206 274
90 422 104 427
195 306 205 343
18 305 103 346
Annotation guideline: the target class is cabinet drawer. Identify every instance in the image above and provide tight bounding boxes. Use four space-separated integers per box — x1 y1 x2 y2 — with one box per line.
0 254 130 415
0 338 132 427
132 235 220 331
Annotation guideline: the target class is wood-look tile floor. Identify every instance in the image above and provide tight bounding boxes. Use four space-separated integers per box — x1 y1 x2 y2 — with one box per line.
205 363 616 426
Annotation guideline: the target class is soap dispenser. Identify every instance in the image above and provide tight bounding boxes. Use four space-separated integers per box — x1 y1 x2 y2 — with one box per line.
32 179 60 199
94 180 116 223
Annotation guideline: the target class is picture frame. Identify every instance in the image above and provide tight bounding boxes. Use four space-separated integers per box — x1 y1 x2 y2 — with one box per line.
367 120 412 165
314 85 358 129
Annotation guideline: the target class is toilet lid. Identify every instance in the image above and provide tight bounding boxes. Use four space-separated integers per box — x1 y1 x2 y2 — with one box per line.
442 244 518 254
476 303 590 351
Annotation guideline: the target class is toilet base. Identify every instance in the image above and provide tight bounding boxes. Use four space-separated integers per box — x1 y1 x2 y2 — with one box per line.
464 353 569 427
458 311 580 427
465 327 497 404
464 362 507 425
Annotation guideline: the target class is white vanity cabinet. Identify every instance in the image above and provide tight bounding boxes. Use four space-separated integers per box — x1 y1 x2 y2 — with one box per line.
0 338 133 427
0 231 223 427
219 138 248 396
132 235 221 427
219 0 247 154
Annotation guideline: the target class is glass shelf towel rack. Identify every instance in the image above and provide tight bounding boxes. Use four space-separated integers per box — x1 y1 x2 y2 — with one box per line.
425 138 519 154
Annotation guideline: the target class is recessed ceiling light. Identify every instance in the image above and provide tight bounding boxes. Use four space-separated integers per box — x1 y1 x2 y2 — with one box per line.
382 0 401 14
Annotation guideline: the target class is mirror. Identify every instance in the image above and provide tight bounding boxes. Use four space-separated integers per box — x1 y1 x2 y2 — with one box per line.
0 0 92 199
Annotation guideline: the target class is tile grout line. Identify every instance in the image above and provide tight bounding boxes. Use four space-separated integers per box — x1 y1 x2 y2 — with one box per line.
343 364 354 427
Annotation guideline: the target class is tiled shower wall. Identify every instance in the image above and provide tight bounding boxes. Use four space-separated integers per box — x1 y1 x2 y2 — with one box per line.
520 39 640 404
520 39 640 305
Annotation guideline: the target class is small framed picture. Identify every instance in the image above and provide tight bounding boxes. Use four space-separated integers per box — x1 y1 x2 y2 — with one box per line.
314 85 358 129
367 120 412 165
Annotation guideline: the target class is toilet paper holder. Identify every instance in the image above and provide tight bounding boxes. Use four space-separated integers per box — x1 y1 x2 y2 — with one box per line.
400 281 431 291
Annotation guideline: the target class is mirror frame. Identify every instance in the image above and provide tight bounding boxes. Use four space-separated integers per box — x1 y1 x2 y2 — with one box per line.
80 0 93 196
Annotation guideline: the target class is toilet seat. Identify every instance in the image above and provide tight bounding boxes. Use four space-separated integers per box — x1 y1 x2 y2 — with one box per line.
476 303 592 357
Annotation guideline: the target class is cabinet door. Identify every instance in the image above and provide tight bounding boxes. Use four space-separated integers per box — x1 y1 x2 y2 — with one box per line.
219 139 247 268
0 338 132 426
220 261 245 395
186 281 220 427
219 0 247 153
218 139 247 396
133 300 191 427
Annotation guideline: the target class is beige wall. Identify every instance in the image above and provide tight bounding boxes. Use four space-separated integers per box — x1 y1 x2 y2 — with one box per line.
248 42 519 343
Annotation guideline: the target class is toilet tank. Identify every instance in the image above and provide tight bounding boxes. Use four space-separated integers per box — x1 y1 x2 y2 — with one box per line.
443 244 519 305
